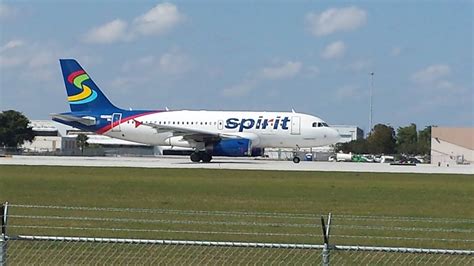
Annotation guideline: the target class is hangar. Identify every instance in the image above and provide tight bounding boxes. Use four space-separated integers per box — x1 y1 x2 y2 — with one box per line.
22 120 156 156
431 127 473 166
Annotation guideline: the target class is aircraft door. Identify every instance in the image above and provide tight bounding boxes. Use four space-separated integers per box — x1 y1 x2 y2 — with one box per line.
218 120 224 130
112 113 122 132
291 116 301 135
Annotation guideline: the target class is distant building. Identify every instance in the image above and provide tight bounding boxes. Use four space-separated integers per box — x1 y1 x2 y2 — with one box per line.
431 127 473 165
22 120 156 156
265 125 364 160
332 125 364 143
22 120 76 154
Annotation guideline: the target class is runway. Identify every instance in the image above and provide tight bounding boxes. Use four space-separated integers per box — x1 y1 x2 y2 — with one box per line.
1 155 472 174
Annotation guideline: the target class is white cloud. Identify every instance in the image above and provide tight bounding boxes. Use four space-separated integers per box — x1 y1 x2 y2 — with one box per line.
321 41 346 59
306 66 320 77
221 80 258 97
28 50 55 68
390 47 402 57
411 64 466 93
83 19 128 44
159 51 192 75
0 55 25 68
335 85 361 100
0 40 24 52
346 59 372 72
306 6 367 37
83 3 184 44
124 51 192 75
0 41 99 82
0 3 17 19
260 61 302 80
121 55 156 72
133 2 184 36
222 60 303 97
113 50 193 90
412 64 451 84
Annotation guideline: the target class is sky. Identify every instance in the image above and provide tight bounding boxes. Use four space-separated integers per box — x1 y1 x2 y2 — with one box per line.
0 0 473 133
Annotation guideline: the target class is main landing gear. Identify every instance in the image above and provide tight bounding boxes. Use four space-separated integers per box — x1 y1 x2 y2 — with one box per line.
190 151 212 163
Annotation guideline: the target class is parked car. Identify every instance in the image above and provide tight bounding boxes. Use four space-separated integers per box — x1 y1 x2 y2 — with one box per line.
379 155 395 163
400 157 421 164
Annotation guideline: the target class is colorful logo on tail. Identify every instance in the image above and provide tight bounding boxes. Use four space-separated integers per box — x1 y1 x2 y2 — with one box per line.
67 70 97 104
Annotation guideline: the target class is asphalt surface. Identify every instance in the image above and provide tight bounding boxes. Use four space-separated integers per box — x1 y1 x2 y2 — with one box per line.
1 155 473 174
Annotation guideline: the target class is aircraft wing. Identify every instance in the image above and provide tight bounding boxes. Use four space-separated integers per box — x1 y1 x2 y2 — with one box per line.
140 121 242 143
51 113 96 126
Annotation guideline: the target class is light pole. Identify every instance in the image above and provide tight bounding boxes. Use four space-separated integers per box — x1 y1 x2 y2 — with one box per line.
369 72 374 136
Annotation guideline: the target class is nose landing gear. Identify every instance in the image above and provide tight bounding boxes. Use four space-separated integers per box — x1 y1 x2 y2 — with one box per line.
292 145 301 163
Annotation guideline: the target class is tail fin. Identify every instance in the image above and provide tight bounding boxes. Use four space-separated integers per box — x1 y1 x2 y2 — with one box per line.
60 59 120 112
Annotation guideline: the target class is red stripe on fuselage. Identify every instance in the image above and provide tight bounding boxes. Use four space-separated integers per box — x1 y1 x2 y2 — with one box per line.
96 111 161 134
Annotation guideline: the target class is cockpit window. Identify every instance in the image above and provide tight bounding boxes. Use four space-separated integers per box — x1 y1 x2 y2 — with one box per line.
313 122 329 127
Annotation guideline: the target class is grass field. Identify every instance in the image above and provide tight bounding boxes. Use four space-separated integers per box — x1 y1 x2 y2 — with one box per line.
1 165 473 249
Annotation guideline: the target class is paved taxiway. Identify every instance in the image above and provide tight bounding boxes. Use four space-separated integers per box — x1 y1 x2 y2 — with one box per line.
1 155 472 174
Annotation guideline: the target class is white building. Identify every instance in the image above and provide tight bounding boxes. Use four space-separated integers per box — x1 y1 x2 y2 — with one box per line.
431 127 473 166
265 125 364 160
22 120 76 153
22 120 155 156
332 125 364 143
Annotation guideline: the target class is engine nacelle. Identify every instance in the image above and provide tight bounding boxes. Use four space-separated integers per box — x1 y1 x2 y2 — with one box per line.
207 139 255 157
165 136 191 147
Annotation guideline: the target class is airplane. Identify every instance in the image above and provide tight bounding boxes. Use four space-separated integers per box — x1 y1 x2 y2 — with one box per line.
52 59 340 163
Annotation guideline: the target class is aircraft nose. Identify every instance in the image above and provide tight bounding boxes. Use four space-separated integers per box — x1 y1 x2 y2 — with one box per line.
329 128 341 143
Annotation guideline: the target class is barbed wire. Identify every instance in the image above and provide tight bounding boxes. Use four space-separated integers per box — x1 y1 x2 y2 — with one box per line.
333 215 474 224
332 224 474 233
9 204 323 220
332 234 474 243
9 204 474 223
9 215 321 228
9 225 316 237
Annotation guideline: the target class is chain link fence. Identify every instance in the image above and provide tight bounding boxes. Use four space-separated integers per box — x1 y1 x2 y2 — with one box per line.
1 202 473 265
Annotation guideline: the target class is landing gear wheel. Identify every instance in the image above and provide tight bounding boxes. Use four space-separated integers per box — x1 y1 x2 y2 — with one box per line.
201 152 212 163
190 152 201 163
292 157 301 164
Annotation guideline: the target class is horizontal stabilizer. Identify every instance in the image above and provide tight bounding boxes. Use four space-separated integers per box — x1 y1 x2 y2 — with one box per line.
51 113 96 126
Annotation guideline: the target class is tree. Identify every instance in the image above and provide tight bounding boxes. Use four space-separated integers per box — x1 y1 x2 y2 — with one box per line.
335 139 368 154
367 124 396 154
0 110 35 150
396 123 418 155
417 126 432 155
76 133 89 155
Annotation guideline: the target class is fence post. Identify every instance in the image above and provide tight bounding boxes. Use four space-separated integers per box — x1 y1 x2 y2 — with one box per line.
0 202 8 266
321 213 332 266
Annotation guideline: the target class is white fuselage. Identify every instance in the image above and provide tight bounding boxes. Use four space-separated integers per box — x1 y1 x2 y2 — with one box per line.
105 110 340 149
